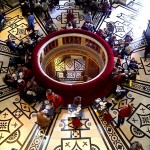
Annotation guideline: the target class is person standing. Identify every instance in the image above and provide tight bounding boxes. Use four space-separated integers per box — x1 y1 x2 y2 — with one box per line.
0 0 4 11
66 10 74 23
129 141 144 150
27 13 35 32
117 103 134 127
90 0 99 17
101 0 110 17
6 38 18 53
0 11 5 31
42 0 50 18
84 11 92 23
21 1 30 17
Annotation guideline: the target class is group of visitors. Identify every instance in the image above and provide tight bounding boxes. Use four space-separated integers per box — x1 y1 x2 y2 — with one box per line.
3 65 45 103
111 56 138 87
20 0 59 17
3 61 64 127
1 0 146 149
75 0 111 18
35 89 64 127
95 20 133 59
19 0 59 34
6 35 37 55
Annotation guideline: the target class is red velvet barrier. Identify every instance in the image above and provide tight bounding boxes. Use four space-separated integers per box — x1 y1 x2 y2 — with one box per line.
32 29 115 106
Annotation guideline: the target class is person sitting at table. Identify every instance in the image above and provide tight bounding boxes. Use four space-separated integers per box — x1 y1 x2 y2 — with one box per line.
20 78 38 103
107 35 116 49
111 67 126 84
50 94 64 113
6 38 18 53
3 73 17 88
112 85 128 101
128 57 138 70
35 109 51 127
46 89 55 101
25 50 32 68
32 83 45 102
124 34 133 44
22 67 33 81
120 43 131 58
73 96 82 106
81 22 89 31
17 79 26 92
96 29 106 39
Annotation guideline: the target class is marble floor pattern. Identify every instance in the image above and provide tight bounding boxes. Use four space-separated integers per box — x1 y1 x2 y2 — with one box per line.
0 0 150 150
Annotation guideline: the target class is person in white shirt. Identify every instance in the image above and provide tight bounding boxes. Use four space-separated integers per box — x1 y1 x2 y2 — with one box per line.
42 0 50 18
120 43 131 58
34 0 41 9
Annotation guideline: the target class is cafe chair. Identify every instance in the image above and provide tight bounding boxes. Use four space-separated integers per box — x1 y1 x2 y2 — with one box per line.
73 96 82 107
71 117 82 129
103 112 115 126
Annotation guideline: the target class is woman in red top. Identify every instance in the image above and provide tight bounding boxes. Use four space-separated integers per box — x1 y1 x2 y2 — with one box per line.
51 94 64 113
46 89 55 101
117 103 133 127
22 67 33 81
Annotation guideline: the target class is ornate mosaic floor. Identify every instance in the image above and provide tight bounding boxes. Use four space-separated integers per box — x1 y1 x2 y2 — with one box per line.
0 0 150 150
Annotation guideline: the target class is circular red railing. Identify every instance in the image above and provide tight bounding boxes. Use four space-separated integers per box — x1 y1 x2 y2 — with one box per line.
32 29 114 106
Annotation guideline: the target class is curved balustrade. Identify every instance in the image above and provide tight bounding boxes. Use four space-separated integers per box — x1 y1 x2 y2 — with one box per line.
39 33 107 66
32 29 114 106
